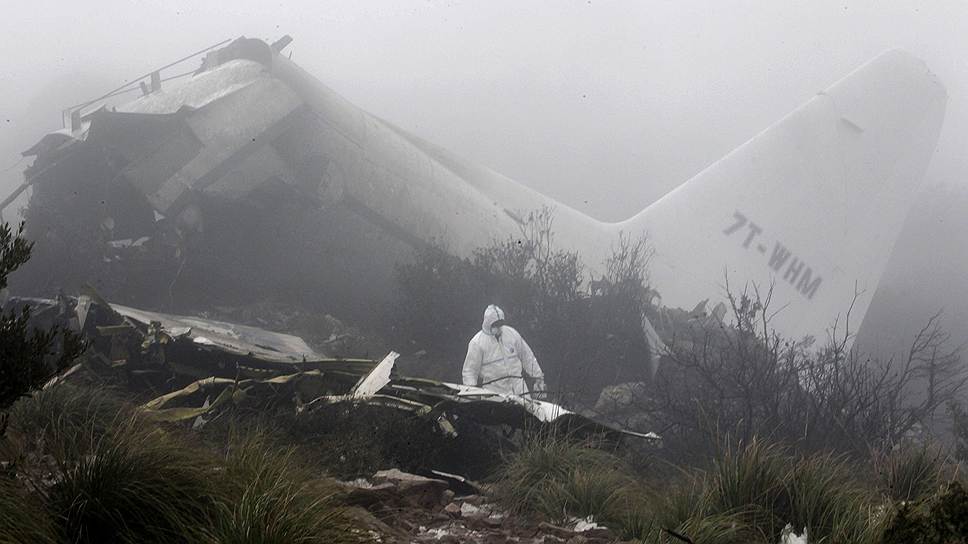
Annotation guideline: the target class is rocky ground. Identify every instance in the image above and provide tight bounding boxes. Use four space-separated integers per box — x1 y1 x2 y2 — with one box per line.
340 469 626 544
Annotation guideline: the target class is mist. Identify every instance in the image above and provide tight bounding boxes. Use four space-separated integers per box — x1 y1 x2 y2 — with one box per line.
4 5 968 540
1 0 966 355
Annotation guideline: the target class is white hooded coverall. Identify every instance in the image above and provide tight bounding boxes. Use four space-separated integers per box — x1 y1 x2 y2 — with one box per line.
462 305 546 397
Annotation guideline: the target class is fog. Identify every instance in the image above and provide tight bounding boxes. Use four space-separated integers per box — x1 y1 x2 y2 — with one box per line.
1 0 966 356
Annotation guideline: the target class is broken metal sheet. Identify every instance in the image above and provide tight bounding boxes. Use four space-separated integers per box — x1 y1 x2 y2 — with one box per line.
352 351 398 399
110 303 321 363
75 295 93 331
106 237 151 249
142 376 236 411
142 363 655 441
147 383 238 423
16 295 658 442
22 132 80 157
118 60 268 116
447 383 569 423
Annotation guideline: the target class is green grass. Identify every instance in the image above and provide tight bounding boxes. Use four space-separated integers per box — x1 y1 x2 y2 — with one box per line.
708 438 788 535
491 430 628 520
556 466 629 520
490 433 924 544
6 383 132 461
5 381 963 544
783 453 882 544
2 385 374 543
45 416 217 543
881 479 968 543
0 477 57 544
876 445 946 503
200 428 370 544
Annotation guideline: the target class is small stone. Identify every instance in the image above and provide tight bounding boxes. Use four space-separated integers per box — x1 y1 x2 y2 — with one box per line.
444 502 462 517
460 502 482 517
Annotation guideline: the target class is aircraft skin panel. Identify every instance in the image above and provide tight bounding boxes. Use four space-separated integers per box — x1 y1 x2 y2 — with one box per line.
120 59 269 115
619 50 946 344
148 74 302 212
270 55 612 260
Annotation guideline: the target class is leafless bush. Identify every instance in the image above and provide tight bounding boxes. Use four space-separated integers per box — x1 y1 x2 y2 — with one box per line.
643 281 966 464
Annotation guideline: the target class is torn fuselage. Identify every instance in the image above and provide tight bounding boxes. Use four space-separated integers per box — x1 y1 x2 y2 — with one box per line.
17 37 434 318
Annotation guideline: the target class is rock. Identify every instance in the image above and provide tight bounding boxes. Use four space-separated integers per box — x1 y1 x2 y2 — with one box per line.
460 502 483 517
343 477 372 488
341 482 397 508
582 528 613 541
580 527 615 542
342 506 396 535
442 489 455 504
444 502 462 518
372 469 450 509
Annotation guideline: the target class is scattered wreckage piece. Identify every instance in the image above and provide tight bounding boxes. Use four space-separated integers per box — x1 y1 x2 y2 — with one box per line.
337 469 620 544
7 295 659 442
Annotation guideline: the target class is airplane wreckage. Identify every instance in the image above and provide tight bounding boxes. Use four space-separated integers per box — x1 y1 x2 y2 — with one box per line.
7 293 658 442
3 35 947 378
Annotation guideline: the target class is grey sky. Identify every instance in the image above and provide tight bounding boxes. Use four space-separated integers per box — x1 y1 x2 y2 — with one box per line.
1 0 966 351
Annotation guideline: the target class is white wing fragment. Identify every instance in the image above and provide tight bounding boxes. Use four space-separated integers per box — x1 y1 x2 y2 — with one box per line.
352 351 398 399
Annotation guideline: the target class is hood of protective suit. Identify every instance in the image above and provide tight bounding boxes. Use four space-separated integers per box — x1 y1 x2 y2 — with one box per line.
482 304 505 335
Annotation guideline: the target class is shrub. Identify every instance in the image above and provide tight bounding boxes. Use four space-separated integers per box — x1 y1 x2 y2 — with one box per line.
5 390 375 544
0 477 57 544
882 480 968 544
491 430 630 521
876 445 946 504
44 416 216 543
0 222 86 434
393 208 656 405
200 429 369 544
546 466 630 522
784 453 882 544
7 383 130 460
646 285 967 464
707 438 788 535
948 400 968 463
654 438 884 544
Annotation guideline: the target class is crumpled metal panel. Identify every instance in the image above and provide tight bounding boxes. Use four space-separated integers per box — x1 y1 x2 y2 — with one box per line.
111 303 321 363
120 59 267 115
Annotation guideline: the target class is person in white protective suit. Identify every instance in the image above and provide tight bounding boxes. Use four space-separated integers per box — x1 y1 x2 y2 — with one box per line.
462 304 547 398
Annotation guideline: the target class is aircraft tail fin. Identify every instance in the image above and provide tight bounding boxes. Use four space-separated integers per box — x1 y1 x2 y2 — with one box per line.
622 50 947 344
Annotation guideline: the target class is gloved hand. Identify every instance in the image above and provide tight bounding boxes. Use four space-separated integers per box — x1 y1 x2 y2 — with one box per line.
532 377 547 400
